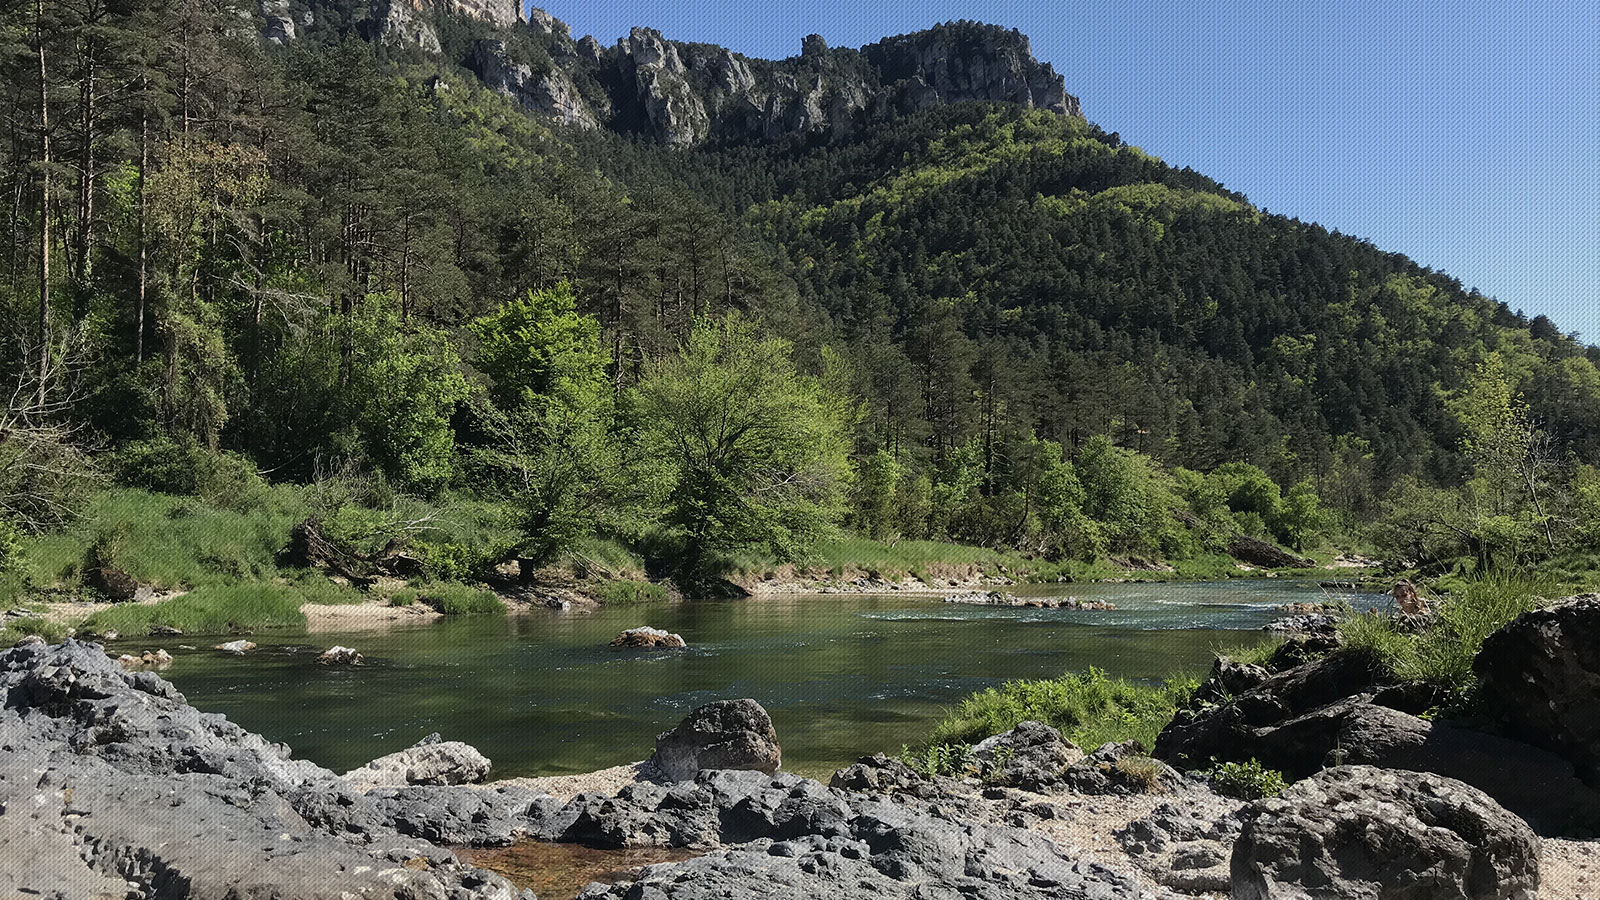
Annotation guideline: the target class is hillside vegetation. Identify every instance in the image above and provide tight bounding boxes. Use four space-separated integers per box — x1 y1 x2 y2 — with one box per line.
1 2 1597 618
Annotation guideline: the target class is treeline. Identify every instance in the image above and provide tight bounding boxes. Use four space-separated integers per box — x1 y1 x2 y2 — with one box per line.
0 2 1596 586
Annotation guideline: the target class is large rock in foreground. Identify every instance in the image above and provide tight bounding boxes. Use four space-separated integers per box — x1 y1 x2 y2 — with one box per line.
344 736 493 791
650 698 781 781
1231 766 1540 900
0 640 526 900
1474 594 1600 785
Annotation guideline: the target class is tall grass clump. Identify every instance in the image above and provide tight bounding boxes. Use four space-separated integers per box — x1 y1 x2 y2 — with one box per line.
85 583 307 634
402 582 505 615
926 667 1198 753
1338 573 1559 700
597 579 668 605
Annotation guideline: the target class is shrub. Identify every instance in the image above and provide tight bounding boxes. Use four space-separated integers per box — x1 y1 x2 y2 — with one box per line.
1210 759 1286 799
900 742 975 778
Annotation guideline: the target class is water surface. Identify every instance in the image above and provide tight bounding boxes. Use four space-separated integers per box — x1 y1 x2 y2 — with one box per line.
135 580 1376 778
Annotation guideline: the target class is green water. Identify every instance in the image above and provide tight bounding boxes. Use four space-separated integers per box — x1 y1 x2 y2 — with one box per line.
129 580 1374 779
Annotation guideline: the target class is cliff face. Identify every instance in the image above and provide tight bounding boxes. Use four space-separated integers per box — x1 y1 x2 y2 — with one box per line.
259 2 1082 146
484 16 1082 146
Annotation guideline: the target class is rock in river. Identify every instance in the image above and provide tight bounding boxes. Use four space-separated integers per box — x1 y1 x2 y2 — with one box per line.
608 625 686 649
1232 765 1539 900
651 698 782 782
317 644 364 665
213 638 256 654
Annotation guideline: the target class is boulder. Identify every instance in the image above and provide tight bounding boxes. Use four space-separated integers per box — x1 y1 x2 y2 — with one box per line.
86 564 145 602
343 737 493 790
829 753 929 795
0 640 525 899
1117 799 1243 893
1062 740 1185 795
609 626 686 649
971 720 1083 789
1231 765 1540 900
1262 613 1340 634
316 645 363 666
1332 701 1600 835
1228 534 1314 569
1192 657 1271 705
116 648 173 669
214 639 256 654
1474 594 1600 785
650 698 781 782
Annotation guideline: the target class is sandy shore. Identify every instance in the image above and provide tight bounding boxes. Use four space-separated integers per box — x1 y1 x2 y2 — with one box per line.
302 600 443 631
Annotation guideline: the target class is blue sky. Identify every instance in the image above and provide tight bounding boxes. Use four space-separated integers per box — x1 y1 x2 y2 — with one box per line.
529 1 1599 345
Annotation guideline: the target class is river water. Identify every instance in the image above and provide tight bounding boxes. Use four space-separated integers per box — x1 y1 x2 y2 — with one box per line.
142 579 1377 779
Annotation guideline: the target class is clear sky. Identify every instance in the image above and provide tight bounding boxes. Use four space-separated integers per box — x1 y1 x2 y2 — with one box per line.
528 1 1599 345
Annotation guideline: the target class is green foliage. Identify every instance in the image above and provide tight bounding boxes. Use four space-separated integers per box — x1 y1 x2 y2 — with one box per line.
1209 759 1287 799
85 583 307 634
406 581 506 615
899 742 976 779
634 316 854 573
596 579 668 605
1337 574 1557 700
926 667 1197 753
0 615 72 645
111 439 269 510
1113 755 1170 791
469 283 621 564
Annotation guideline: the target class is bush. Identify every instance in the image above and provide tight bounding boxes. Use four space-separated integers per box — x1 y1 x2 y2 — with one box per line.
1337 574 1556 701
926 667 1197 753
84 583 307 634
113 438 268 510
1209 759 1286 799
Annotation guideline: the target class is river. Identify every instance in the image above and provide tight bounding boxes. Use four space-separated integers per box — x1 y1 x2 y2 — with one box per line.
139 579 1379 779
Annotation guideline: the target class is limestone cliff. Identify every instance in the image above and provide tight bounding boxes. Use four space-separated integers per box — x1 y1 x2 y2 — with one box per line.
259 2 1083 147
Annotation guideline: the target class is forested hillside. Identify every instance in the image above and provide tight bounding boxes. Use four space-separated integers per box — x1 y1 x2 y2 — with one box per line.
2 0 1598 600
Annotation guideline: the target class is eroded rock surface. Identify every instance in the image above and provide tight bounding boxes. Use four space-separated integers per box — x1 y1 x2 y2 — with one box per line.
1231 766 1540 900
345 737 494 790
0 639 527 899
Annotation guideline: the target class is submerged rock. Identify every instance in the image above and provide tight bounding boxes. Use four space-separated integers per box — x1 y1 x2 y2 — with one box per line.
1231 765 1540 900
651 698 782 782
317 644 364 665
609 626 686 649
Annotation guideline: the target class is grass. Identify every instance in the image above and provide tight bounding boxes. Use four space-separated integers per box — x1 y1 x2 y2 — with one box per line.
392 582 505 615
0 614 72 645
23 487 309 592
596 579 668 605
84 583 307 634
1215 636 1285 668
1337 573 1562 702
924 667 1199 754
1114 755 1170 791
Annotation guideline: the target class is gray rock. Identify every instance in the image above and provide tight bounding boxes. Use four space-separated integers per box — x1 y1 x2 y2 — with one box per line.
650 698 781 781
1231 766 1540 900
344 737 493 790
0 640 527 899
1063 741 1185 795
369 784 568 845
971 720 1083 789
1474 594 1600 786
1193 657 1271 704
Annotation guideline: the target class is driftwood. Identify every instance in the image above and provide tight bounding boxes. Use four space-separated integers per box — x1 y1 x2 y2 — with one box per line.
281 518 377 587
1228 534 1315 570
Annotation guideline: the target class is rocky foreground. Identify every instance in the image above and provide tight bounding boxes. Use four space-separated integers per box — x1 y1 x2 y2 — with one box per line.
5 596 1598 899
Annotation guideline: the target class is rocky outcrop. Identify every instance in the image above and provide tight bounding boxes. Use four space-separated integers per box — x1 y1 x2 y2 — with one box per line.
344 735 494 790
1474 594 1600 786
609 625 686 649
1062 740 1186 796
650 698 781 781
0 640 527 899
466 19 1082 147
1231 766 1540 900
1117 800 1243 894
